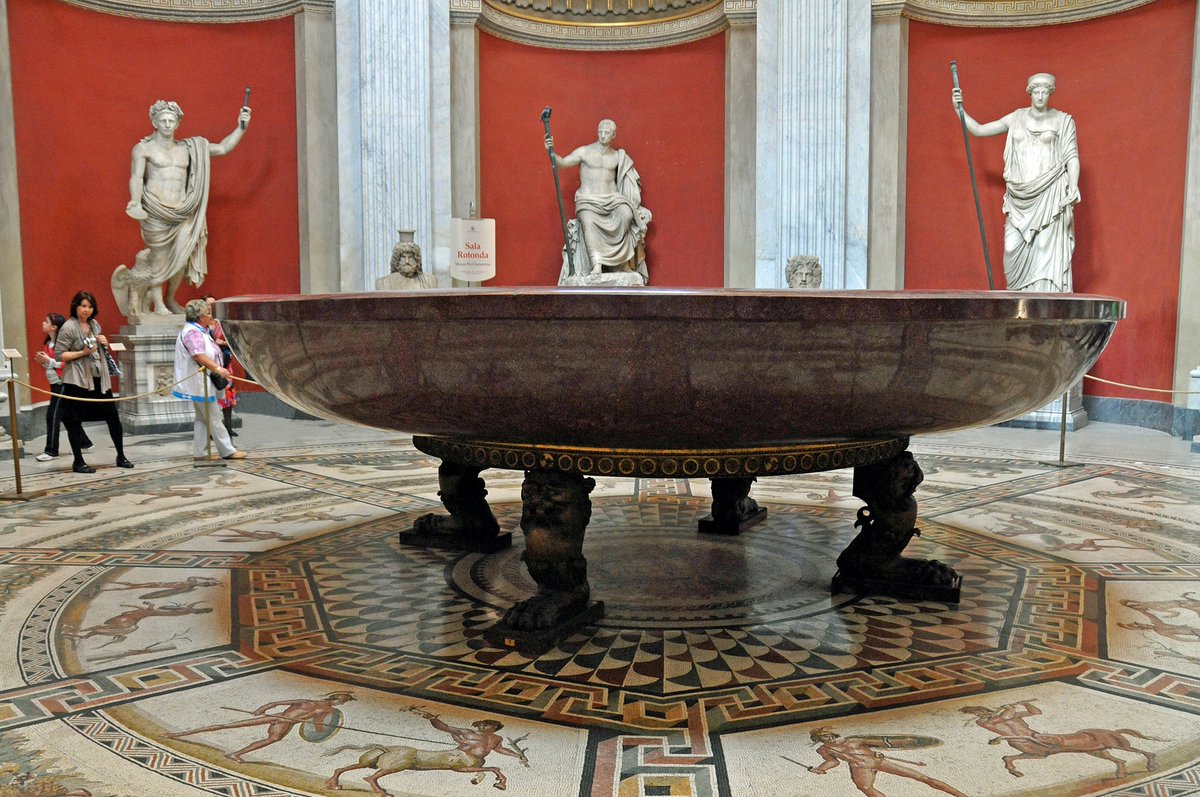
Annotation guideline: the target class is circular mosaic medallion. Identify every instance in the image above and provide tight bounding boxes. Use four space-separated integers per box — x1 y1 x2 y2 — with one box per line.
451 517 847 629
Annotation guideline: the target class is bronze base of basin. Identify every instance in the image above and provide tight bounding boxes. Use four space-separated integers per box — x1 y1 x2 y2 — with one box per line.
396 529 513 553
832 570 963 603
698 505 769 536
409 435 961 654
484 601 606 657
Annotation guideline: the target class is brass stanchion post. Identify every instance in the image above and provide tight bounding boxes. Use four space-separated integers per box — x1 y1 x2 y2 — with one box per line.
1 353 44 500
1040 389 1082 469
1 378 29 500
1058 389 1068 463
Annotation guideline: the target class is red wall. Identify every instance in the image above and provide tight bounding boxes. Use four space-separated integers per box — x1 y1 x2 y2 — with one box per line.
7 0 299 391
905 0 1195 400
479 32 726 287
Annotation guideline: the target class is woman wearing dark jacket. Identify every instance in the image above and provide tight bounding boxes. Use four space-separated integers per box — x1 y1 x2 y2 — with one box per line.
54 291 133 473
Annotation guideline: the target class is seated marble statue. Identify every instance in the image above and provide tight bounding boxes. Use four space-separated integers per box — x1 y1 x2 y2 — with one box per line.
545 119 650 285
952 73 1079 292
112 99 251 321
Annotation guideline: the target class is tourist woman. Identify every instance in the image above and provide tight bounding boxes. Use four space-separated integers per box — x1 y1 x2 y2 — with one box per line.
173 298 245 461
54 291 133 473
33 311 92 461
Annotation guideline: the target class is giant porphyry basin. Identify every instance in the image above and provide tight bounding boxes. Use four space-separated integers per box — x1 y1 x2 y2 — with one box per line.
219 289 1124 654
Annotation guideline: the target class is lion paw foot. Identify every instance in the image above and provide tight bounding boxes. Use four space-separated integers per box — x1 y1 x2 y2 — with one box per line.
503 591 587 631
413 512 465 537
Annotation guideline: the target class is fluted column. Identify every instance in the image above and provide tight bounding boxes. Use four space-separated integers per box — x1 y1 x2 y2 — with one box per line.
1175 8 1200 411
756 0 871 289
336 2 452 290
295 6 340 294
867 12 908 290
724 4 756 288
0 0 26 403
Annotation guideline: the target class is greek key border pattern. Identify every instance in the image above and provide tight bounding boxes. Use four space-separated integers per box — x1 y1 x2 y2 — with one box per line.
412 436 910 478
0 649 278 733
57 0 331 23
871 0 1157 27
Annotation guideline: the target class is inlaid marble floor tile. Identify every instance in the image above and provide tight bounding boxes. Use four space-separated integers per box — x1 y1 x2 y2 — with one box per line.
0 423 1195 797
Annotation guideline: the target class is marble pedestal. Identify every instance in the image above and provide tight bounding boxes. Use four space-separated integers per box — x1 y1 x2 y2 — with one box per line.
999 381 1088 432
559 271 645 288
1191 366 1200 454
112 319 194 434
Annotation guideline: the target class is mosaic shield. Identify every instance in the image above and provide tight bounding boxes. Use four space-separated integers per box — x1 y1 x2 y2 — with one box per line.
299 708 344 742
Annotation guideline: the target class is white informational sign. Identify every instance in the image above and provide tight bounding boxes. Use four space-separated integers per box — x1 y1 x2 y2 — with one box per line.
450 218 496 282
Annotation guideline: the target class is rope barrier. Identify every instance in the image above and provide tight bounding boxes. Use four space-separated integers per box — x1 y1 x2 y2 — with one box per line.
1083 374 1200 396
6 367 207 403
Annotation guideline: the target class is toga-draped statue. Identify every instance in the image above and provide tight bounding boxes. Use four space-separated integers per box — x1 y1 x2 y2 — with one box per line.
112 99 251 321
952 73 1080 292
545 119 651 285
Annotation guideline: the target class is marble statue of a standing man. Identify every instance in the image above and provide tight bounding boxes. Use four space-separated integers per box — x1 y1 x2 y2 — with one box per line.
544 119 651 284
953 73 1080 292
112 99 252 320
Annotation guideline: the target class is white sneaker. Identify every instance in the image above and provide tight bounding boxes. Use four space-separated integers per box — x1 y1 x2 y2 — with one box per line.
81 444 94 452
35 452 56 462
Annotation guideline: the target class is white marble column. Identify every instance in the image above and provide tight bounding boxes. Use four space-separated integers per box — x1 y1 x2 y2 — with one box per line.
450 1 481 221
1174 7 1200 404
295 7 340 294
336 2 452 291
756 0 871 289
724 7 756 288
867 13 907 290
0 0 26 405
450 1 481 286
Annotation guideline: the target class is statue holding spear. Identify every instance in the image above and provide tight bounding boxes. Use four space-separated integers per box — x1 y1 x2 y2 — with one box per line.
951 67 1081 293
543 114 651 285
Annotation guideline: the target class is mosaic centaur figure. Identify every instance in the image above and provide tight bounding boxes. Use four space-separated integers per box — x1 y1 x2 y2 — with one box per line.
325 708 529 794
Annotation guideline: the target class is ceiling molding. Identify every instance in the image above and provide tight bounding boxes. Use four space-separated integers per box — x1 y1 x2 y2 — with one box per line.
56 0 332 24
871 0 1157 27
478 0 745 50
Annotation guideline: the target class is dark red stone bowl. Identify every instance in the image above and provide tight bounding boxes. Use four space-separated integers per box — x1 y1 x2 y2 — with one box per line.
217 289 1124 449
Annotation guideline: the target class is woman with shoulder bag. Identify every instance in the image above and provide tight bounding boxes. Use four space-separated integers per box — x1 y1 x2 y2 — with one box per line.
54 291 133 474
173 299 246 461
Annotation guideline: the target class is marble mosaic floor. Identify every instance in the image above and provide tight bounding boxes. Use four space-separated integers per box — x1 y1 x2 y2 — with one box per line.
0 416 1197 797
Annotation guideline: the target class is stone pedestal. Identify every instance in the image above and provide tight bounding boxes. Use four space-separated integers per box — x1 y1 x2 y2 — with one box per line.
112 319 193 434
999 381 1088 432
560 272 645 288
1190 366 1200 454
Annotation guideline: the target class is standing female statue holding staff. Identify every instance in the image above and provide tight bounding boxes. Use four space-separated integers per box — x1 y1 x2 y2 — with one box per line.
952 73 1080 292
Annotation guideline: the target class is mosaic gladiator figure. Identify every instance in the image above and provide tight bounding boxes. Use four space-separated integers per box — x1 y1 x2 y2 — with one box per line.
325 707 529 794
960 700 1161 779
168 691 355 763
807 727 968 797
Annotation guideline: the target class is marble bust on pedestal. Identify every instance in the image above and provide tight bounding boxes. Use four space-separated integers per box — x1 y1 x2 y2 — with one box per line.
786 255 823 289
377 230 437 290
